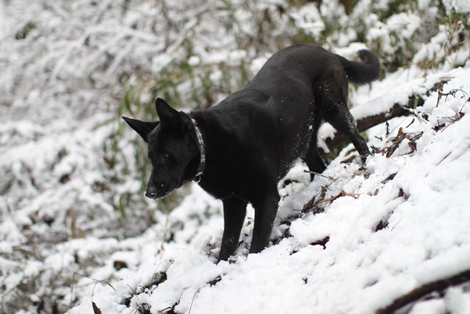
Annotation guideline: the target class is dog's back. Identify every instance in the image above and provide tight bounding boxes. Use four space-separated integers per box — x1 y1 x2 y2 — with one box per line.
197 45 379 193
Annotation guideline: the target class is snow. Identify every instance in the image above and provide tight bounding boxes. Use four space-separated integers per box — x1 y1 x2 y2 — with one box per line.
70 61 470 314
443 0 470 13
1 0 470 313
290 3 325 39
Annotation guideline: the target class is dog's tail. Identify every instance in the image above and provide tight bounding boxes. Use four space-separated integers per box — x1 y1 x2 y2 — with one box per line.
336 50 380 85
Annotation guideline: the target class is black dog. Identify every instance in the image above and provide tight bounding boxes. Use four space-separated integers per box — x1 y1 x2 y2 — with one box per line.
123 44 379 261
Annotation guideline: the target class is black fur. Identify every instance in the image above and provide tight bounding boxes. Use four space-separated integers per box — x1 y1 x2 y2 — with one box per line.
123 44 380 261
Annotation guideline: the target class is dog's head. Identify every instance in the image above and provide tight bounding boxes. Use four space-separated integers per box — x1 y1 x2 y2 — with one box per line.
122 98 201 199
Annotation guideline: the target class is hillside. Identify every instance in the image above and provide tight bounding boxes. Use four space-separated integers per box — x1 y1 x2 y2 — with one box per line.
1 1 469 313
70 67 470 314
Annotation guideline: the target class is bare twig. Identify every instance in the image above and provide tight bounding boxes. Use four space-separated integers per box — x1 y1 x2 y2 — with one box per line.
188 288 202 314
435 151 452 166
70 273 115 311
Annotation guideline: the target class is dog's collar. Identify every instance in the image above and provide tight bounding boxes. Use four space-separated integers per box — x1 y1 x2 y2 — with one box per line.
191 118 205 182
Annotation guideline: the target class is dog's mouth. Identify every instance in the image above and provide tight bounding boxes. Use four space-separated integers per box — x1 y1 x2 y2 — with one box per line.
146 184 169 199
145 181 182 199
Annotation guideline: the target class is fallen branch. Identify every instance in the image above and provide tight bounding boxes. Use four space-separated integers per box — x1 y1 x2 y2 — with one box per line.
376 268 470 314
378 127 423 158
302 189 359 214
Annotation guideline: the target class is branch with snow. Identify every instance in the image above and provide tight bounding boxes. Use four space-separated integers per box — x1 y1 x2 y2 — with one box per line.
377 269 470 314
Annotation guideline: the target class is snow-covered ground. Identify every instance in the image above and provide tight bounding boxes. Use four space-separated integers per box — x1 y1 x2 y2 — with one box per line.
67 67 470 314
1 1 469 313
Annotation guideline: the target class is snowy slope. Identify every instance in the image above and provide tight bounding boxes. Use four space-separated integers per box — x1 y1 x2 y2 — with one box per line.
68 68 470 314
1 1 470 314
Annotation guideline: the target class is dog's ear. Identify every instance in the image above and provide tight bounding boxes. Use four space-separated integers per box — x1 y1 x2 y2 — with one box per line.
155 98 179 127
122 116 158 143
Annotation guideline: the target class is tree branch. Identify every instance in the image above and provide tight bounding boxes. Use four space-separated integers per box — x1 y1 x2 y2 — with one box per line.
376 268 470 314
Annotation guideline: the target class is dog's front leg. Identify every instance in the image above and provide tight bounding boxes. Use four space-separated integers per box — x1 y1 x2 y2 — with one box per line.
218 198 248 262
250 189 281 255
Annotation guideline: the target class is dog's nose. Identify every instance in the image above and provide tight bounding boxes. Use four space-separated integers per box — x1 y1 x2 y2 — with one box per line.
145 186 158 199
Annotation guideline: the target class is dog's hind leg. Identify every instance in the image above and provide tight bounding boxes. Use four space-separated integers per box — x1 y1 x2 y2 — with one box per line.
304 149 326 181
327 105 370 160
318 75 370 161
219 197 248 262
250 187 280 255
303 113 327 180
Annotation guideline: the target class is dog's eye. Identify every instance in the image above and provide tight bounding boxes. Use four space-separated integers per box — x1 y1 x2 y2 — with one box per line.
162 152 170 160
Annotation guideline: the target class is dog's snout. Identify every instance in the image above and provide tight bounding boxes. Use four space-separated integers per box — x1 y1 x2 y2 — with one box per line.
145 186 158 199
